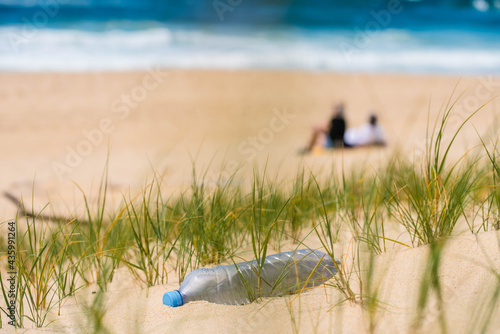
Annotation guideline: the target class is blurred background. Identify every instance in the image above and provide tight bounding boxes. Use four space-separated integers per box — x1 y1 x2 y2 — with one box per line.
1 0 500 73
0 0 499 220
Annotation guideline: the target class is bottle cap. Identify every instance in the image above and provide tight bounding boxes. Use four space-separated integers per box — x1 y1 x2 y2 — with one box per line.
163 290 184 307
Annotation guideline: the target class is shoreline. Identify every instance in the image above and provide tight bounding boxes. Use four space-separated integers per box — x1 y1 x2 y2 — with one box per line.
2 67 493 77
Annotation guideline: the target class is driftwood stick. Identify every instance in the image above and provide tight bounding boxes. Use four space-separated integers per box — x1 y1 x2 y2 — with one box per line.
3 191 87 224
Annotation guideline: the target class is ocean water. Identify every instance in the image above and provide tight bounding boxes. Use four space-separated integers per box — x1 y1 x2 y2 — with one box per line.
0 0 500 73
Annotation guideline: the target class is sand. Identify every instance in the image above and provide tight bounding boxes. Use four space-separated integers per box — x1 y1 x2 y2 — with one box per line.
1 70 500 333
1 70 498 220
2 230 499 334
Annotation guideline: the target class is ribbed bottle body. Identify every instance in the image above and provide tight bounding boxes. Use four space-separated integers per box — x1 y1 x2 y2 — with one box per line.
177 249 338 306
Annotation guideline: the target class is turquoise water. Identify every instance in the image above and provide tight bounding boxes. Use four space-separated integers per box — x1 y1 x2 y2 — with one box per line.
0 0 499 73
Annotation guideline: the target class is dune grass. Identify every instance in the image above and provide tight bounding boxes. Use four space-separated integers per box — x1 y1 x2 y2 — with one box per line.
0 95 500 333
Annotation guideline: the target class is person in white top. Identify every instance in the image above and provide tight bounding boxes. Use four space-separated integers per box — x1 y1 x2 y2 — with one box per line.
344 114 386 147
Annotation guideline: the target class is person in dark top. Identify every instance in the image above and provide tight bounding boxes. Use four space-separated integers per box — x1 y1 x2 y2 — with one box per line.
304 103 349 153
328 108 348 147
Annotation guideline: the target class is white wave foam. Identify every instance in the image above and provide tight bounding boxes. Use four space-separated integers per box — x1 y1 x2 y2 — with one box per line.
0 23 499 74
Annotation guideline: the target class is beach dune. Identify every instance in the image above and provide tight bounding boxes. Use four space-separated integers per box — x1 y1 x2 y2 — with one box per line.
0 70 499 333
0 70 496 221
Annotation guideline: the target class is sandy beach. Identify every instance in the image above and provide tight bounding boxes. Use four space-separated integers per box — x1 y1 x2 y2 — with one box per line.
1 69 500 333
1 70 497 218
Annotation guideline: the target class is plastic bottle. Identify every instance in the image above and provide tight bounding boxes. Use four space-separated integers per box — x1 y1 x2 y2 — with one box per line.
163 249 339 307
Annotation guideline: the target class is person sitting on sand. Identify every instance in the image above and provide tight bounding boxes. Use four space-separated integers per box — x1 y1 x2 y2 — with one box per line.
344 113 386 147
304 103 350 153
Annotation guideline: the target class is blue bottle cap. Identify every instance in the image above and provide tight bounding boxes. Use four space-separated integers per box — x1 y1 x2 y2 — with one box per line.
163 290 184 307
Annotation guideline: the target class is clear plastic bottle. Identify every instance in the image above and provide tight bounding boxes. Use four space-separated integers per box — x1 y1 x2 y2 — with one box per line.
163 249 339 307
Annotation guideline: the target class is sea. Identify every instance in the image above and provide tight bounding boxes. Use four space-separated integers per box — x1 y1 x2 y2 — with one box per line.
0 0 500 74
